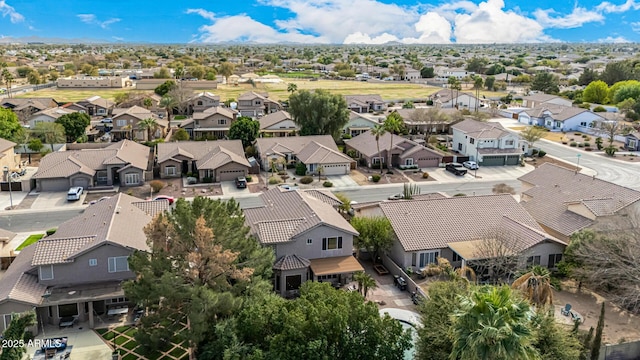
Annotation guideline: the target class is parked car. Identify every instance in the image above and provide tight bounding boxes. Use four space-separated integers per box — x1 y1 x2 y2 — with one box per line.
153 195 175 205
235 176 247 189
100 118 112 123
463 161 479 170
66 187 83 201
445 163 467 176
388 193 404 200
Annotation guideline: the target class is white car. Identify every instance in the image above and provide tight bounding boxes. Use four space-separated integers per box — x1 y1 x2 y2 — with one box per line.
66 187 84 201
463 161 479 170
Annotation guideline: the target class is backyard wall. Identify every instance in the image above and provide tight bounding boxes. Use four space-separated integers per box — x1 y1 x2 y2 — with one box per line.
599 341 640 360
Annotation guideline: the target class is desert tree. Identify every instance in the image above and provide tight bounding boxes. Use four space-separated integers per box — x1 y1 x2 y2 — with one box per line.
470 227 531 284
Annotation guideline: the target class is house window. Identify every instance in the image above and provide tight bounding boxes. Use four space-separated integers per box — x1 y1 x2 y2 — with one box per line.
218 119 227 125
3 314 16 330
307 239 313 245
457 143 462 151
452 252 462 262
505 140 514 146
108 256 129 273
629 139 637 149
97 109 106 115
285 274 302 291
405 158 414 166
97 171 107 183
322 237 343 250
89 259 97 267
411 253 416 266
116 119 127 127
548 254 563 268
197 101 203 106
372 157 384 164
39 265 54 280
418 251 439 268
470 138 475 144
527 256 541 266
124 173 140 185
204 169 214 179
275 275 280 291
165 166 177 176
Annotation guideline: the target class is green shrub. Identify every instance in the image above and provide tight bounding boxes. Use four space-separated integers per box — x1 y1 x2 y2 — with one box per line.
300 176 313 184
453 193 466 197
531 149 539 155
202 177 213 183
583 142 590 147
593 106 607 112
149 180 165 193
595 137 603 150
371 174 381 183
574 133 581 136
570 142 578 147
578 143 584 148
46 228 57 236
245 176 252 182
286 163 296 169
268 177 280 185
347 149 358 158
585 147 593 151
422 172 429 179
174 115 187 120
605 146 616 156
295 162 307 176
277 170 286 176
537 150 546 158
341 133 352 139
322 181 333 187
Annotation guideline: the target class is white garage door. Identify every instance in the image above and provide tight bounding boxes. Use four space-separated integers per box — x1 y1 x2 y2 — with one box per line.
322 164 349 175
40 178 69 192
218 169 246 182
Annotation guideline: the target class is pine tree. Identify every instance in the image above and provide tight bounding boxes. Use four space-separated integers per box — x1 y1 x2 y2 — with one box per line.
591 302 605 360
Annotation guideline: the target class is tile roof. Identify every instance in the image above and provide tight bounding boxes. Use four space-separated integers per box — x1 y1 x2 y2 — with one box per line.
32 140 149 180
303 189 343 207
1 98 57 112
273 254 311 271
258 110 294 129
344 94 385 104
518 163 640 236
523 104 602 122
296 141 352 165
0 138 16 153
255 135 339 155
380 194 544 252
31 107 75 120
190 92 220 101
32 236 97 266
345 130 441 159
238 91 274 102
193 106 237 120
81 96 114 109
112 105 153 120
522 93 561 103
452 119 511 139
157 140 249 169
0 244 47 306
244 188 358 245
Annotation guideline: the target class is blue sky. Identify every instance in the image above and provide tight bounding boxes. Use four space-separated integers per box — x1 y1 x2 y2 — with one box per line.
1 0 639 44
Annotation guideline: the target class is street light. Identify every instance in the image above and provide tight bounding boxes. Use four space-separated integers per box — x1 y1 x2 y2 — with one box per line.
2 166 13 210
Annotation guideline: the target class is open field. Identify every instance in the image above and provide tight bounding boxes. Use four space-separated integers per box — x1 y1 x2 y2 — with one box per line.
17 79 508 103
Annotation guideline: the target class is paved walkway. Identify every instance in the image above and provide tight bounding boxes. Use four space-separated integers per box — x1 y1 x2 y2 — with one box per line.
26 326 112 360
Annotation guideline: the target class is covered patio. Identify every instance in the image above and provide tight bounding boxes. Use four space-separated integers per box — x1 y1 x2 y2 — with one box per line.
310 255 364 287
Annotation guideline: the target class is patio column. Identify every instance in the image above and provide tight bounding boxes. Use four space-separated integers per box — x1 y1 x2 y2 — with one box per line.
461 259 466 268
88 301 94 329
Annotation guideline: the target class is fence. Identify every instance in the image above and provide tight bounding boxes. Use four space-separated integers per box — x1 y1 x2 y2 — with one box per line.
599 340 640 360
381 254 428 298
576 125 627 143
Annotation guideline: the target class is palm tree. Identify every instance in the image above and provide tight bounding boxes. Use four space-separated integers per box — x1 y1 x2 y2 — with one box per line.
138 118 159 141
383 113 403 170
473 76 484 112
287 83 298 94
122 124 133 140
511 265 554 307
2 68 14 98
159 95 177 122
353 271 377 298
371 124 386 174
451 286 538 360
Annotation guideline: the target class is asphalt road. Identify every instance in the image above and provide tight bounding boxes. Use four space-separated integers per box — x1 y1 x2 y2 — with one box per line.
537 139 640 190
0 209 85 232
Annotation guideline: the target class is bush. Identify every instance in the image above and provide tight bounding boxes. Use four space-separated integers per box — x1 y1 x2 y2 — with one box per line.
537 150 546 158
583 142 590 147
295 162 307 176
593 106 607 112
570 142 578 147
149 180 165 193
453 193 466 197
585 147 593 151
277 170 286 176
574 133 581 136
371 174 381 183
341 133 352 139
322 181 333 187
202 177 213 183
371 163 388 170
422 172 429 179
300 176 314 184
399 164 419 170
578 143 584 148
268 177 280 185
46 228 57 236
531 149 539 155
605 146 616 156
346 149 358 158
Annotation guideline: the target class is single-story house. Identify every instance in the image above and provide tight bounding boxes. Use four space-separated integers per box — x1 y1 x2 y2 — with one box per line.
342 111 379 137
518 105 604 132
28 107 77 129
344 94 387 113
624 132 640 151
521 94 572 108
157 140 250 181
345 130 443 168
392 108 462 135
429 89 481 110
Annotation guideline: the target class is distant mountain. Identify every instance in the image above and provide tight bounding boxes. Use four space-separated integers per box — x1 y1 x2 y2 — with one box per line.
0 36 112 44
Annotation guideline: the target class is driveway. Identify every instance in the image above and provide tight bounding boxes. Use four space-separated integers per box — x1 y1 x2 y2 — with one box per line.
427 163 534 184
30 191 87 210
220 180 251 197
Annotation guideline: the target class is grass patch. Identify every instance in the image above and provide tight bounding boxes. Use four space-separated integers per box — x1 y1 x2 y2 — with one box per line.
100 331 116 341
95 328 109 335
115 335 130 345
122 340 138 351
169 347 187 358
122 354 138 360
124 327 138 337
114 325 132 333
16 234 44 251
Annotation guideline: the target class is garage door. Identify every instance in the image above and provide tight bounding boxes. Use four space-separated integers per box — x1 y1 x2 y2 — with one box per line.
480 155 506 166
417 157 440 167
218 169 246 181
72 177 90 189
40 178 69 192
506 155 520 165
322 164 349 175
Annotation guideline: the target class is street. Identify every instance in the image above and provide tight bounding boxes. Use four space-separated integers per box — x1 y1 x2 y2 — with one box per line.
0 209 85 232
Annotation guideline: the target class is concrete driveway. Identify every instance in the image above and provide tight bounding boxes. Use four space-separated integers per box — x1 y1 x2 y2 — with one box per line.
220 180 251 197
428 163 534 183
31 191 87 210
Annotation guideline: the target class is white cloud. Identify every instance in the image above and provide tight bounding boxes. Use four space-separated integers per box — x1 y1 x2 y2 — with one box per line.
344 32 399 44
0 0 24 23
534 7 604 28
185 8 216 21
632 21 640 32
77 14 121 29
596 0 640 13
402 12 452 44
597 36 631 42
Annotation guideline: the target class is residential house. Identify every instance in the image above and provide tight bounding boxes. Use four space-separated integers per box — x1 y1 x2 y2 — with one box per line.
157 140 250 181
434 67 475 82
254 135 353 175
518 163 640 242
0 138 19 173
243 188 362 297
28 107 76 129
0 227 17 270
380 195 566 274
342 111 379 137
624 132 640 151
111 105 168 141
1 98 59 118
237 91 281 118
429 89 481 110
518 105 604 132
189 92 221 113
344 95 387 113
0 194 169 334
75 96 115 117
32 140 151 191
393 108 461 135
345 130 443 168
258 111 299 137
452 119 523 166
521 94 573 108
179 106 237 140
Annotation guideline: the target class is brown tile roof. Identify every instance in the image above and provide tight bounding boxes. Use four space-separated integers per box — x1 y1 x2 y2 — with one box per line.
345 130 441 159
0 138 16 153
244 188 358 245
452 119 511 139
80 95 115 109
273 254 311 271
157 140 249 169
258 110 294 129
522 93 561 103
190 92 220 101
255 135 339 156
31 107 75 120
0 244 47 306
518 163 640 236
380 194 544 252
238 91 274 102
112 105 153 119
296 141 352 165
344 94 385 104
32 140 149 180
192 106 236 120
303 189 343 207
523 104 602 122
32 236 97 266
2 98 57 112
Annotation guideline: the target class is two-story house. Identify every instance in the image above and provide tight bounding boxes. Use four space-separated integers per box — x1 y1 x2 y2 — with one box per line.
429 89 481 110
452 119 522 166
75 96 115 117
0 138 19 173
258 111 299 137
244 188 362 297
344 95 387 113
0 194 169 334
342 111 379 137
345 130 443 168
518 163 640 242
111 105 168 141
32 140 151 191
237 91 281 118
179 106 237 140
188 92 221 114
521 94 572 108
156 140 250 181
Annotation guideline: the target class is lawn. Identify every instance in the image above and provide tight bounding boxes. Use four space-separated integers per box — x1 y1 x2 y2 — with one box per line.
96 325 189 360
15 234 44 251
19 79 509 103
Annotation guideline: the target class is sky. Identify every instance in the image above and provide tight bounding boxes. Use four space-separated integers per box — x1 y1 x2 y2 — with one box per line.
1 0 639 44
